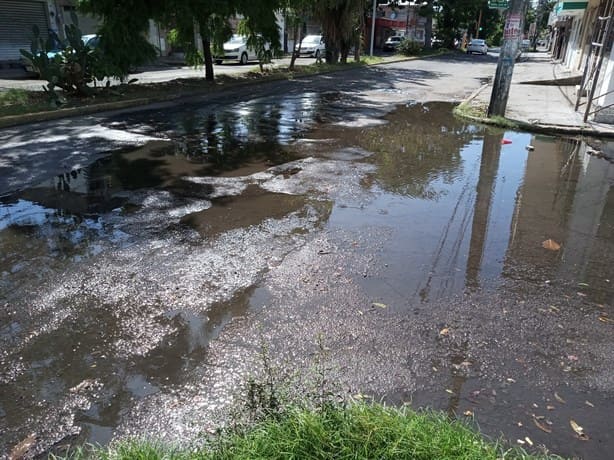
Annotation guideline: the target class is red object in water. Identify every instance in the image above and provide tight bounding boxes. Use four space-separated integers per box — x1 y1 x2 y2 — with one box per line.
501 139 512 145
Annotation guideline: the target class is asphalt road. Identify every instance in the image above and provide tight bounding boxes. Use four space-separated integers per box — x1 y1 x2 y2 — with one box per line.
2 53 612 459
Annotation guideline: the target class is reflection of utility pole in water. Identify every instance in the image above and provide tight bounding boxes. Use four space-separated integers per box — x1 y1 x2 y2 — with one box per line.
466 133 504 289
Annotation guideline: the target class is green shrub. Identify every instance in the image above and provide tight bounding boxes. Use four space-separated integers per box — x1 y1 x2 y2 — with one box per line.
398 38 422 56
20 20 105 103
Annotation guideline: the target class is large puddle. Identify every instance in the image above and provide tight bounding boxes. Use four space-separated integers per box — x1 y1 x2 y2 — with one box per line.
1 96 613 458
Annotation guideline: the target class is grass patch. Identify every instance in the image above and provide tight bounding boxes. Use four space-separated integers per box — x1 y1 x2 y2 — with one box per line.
204 403 551 460
453 101 487 119
453 102 521 130
0 88 49 117
63 402 560 460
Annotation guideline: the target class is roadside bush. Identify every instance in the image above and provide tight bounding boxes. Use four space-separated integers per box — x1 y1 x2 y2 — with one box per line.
20 21 105 104
398 38 422 56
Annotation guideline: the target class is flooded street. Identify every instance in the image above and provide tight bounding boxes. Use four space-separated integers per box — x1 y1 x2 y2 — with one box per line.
1 58 614 459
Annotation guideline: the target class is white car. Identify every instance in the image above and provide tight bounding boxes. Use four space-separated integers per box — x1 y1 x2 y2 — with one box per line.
216 35 261 65
383 36 403 52
295 35 325 59
466 39 488 55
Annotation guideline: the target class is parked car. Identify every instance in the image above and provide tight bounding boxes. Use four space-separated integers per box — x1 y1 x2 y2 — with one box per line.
81 34 100 48
383 35 403 52
466 39 488 55
295 35 326 58
215 35 263 65
22 33 101 74
21 31 65 74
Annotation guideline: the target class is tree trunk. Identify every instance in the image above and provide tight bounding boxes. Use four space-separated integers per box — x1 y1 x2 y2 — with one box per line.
202 36 214 81
423 1 433 49
289 23 301 71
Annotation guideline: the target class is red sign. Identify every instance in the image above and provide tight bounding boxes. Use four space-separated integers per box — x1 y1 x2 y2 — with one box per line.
504 14 521 39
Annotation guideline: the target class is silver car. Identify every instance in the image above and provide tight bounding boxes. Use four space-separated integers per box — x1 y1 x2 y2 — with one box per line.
466 39 488 55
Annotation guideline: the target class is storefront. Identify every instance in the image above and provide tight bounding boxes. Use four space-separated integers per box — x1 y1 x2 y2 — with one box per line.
0 0 50 63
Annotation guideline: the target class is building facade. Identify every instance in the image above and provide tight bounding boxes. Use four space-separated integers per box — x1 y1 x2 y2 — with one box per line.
0 0 170 67
548 0 614 123
366 1 427 49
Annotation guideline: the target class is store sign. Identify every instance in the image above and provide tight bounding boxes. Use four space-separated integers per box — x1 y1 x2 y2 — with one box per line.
554 1 588 14
504 14 521 39
488 0 508 8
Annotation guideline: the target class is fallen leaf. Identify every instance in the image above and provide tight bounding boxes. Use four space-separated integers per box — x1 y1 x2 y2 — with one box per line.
599 316 614 324
371 302 387 309
445 389 454 394
516 439 525 445
585 400 594 408
578 282 589 287
463 410 474 416
517 421 523 427
533 417 552 433
9 433 36 460
506 378 516 383
532 403 539 408
525 436 534 446
439 327 450 336
577 292 587 297
570 420 589 440
549 305 560 312
554 392 566 404
542 239 561 251
546 405 555 411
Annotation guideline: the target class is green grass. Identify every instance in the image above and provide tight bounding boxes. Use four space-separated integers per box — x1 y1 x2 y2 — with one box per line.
0 88 30 106
0 88 49 117
453 102 521 130
58 402 560 460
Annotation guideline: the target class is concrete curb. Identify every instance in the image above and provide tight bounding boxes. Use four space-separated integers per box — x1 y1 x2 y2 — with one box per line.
454 83 614 139
0 51 450 129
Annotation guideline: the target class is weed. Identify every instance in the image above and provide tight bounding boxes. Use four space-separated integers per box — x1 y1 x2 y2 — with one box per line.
0 89 30 106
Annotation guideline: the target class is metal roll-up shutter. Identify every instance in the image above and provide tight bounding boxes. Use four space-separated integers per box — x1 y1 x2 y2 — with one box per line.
0 1 50 62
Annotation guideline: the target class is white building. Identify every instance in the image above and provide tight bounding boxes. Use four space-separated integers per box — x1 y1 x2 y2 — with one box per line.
549 0 614 123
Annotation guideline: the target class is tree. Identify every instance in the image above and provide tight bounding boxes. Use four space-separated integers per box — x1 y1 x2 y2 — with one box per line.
434 0 501 47
283 0 316 71
420 1 435 50
313 0 364 63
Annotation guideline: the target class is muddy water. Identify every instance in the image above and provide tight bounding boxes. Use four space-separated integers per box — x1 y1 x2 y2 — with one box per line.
1 97 613 459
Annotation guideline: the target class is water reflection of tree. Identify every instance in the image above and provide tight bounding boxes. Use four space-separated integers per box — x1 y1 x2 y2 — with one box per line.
358 104 477 199
178 105 298 175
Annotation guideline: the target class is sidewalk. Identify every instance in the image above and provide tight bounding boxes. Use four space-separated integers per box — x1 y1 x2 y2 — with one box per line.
469 51 614 137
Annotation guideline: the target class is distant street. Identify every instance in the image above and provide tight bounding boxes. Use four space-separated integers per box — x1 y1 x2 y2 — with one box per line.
0 55 298 90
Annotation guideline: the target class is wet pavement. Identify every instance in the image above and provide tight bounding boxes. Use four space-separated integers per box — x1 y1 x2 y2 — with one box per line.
1 56 614 459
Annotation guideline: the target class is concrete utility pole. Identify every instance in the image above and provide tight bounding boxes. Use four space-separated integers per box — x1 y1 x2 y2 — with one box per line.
487 0 528 117
370 0 377 56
